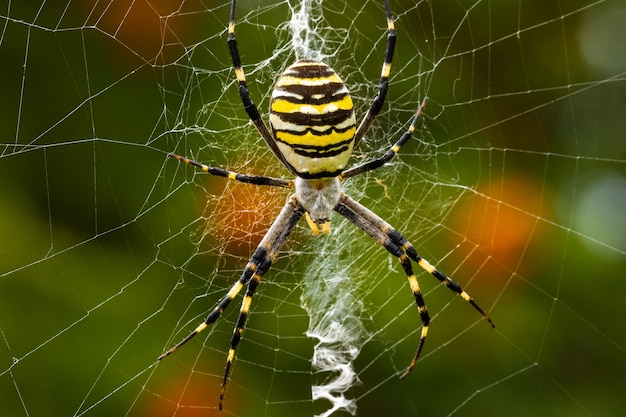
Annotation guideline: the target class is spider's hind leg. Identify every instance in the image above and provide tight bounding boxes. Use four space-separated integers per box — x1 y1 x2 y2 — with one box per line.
400 243 495 329
334 196 430 378
341 194 495 328
336 194 494 377
159 198 305 409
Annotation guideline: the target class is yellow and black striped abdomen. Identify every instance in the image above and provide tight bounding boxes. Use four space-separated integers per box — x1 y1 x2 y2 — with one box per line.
269 60 356 179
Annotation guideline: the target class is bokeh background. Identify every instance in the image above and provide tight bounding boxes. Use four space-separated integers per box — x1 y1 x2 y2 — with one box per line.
1 0 625 416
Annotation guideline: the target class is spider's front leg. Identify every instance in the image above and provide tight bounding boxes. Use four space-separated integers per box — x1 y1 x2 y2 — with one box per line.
353 0 397 147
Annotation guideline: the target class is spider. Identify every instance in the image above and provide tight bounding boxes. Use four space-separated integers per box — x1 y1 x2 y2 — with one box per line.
160 0 495 410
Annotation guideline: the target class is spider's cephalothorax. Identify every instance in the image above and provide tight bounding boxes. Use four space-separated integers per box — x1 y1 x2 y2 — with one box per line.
162 0 494 411
269 60 356 179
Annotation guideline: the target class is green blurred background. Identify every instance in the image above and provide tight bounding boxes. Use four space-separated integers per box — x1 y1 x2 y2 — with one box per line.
1 0 625 416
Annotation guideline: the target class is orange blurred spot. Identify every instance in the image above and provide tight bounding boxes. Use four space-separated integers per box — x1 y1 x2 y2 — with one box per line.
84 0 185 62
449 173 546 280
203 174 288 258
141 373 222 417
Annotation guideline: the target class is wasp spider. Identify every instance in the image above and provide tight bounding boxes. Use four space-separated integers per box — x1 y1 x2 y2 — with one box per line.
161 0 495 409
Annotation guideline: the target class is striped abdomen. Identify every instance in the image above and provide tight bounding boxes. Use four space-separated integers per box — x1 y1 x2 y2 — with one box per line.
269 60 356 179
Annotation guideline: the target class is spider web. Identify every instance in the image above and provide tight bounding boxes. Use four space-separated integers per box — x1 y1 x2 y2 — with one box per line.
1 0 626 416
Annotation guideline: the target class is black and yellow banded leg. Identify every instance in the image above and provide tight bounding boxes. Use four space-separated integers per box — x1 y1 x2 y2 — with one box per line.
342 97 428 180
217 198 305 409
157 264 254 361
157 233 278 362
353 0 397 146
337 194 495 376
168 153 293 188
341 194 495 328
334 198 431 378
220 271 260 409
226 0 294 174
159 199 305 410
400 239 495 328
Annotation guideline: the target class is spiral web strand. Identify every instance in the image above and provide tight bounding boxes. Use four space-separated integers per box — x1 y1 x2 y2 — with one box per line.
303 261 367 416
286 0 326 61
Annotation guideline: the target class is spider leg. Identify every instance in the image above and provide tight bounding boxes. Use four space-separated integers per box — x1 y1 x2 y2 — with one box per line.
334 197 430 379
353 0 396 147
336 194 494 377
227 0 296 175
219 198 304 409
341 195 495 328
159 198 305 410
341 97 428 180
168 153 293 188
